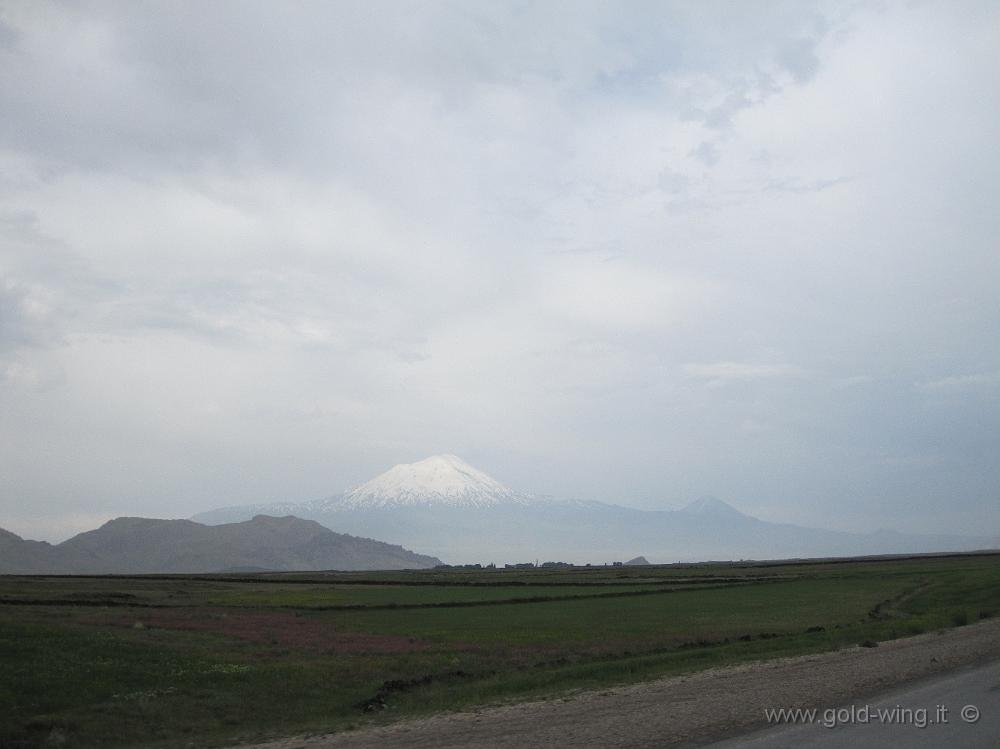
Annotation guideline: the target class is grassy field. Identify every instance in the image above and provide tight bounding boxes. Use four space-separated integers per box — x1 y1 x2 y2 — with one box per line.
2 553 998 748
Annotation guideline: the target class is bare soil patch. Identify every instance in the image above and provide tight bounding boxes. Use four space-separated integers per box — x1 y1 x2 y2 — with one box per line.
88 608 433 654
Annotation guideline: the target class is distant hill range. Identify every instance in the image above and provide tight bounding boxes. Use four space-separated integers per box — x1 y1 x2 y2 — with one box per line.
194 454 1000 565
0 515 442 574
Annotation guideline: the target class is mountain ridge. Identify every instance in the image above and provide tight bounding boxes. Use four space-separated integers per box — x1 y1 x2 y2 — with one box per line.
680 496 748 519
0 514 442 574
192 455 999 564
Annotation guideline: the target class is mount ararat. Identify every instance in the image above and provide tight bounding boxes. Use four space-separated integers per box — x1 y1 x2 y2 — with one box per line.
195 455 998 564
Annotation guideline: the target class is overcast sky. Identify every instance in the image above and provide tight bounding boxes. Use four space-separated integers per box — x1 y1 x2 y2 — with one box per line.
2 0 998 542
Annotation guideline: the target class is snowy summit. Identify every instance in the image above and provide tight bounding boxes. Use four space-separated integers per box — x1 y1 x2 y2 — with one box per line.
341 454 530 509
680 496 748 519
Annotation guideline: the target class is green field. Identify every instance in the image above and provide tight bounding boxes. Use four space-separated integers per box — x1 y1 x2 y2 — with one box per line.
2 553 998 748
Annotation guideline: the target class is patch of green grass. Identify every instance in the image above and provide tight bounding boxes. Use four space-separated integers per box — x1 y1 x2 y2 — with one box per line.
1 553 998 748
326 575 909 651
203 583 673 608
0 612 453 748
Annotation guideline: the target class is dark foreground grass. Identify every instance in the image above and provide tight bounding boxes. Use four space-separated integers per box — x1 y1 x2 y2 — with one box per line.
1 553 998 748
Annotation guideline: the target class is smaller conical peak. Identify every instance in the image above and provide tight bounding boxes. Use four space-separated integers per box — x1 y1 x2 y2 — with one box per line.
343 454 528 508
681 496 747 518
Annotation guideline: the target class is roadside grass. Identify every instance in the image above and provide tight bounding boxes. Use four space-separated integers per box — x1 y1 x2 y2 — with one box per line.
0 614 454 748
1 553 998 748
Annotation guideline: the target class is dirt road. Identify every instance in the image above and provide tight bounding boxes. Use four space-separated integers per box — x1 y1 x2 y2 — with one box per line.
236 618 1000 749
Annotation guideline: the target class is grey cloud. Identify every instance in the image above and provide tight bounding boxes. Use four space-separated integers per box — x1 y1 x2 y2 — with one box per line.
690 141 721 166
0 280 50 351
777 37 822 83
683 362 807 384
0 18 19 50
0 0 998 543
0 1 835 178
763 175 853 193
918 372 1000 390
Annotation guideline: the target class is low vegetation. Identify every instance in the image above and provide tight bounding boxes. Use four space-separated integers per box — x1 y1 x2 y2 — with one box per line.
2 553 998 748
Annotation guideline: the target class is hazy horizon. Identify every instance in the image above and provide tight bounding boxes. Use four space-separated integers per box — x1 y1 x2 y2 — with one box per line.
4 451 995 548
2 1 998 544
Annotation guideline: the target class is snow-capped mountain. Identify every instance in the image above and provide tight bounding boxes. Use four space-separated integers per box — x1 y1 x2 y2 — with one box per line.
338 454 530 509
680 496 748 519
193 455 998 565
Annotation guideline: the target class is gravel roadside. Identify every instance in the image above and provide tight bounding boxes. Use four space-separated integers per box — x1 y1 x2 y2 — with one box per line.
235 618 1000 749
